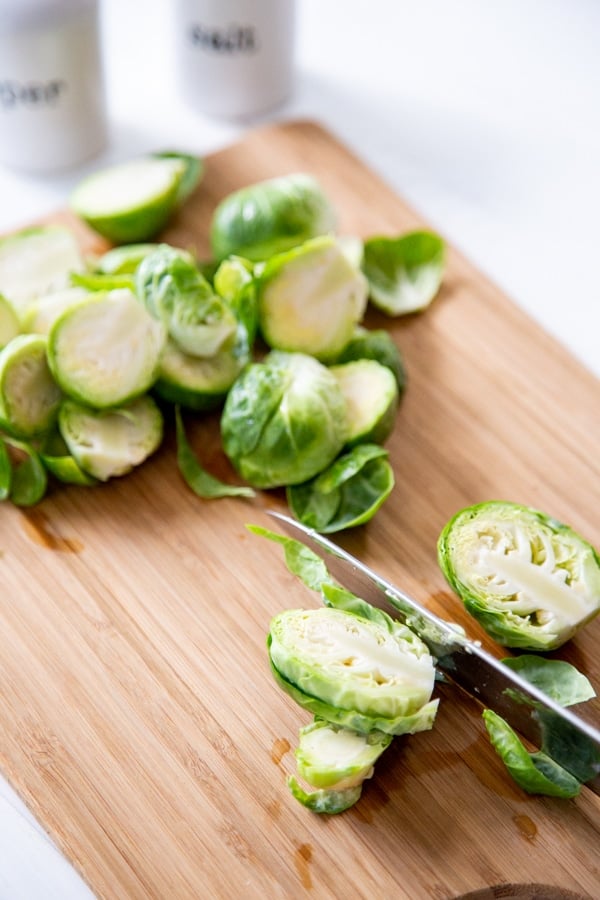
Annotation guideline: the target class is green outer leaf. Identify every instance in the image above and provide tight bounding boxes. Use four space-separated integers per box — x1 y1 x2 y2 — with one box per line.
246 524 336 593
0 437 12 499
41 452 98 486
287 775 362 814
287 445 394 533
268 650 439 736
210 173 337 262
502 655 596 706
175 406 254 500
71 272 134 292
5 439 48 506
152 151 203 204
483 709 581 798
363 231 445 316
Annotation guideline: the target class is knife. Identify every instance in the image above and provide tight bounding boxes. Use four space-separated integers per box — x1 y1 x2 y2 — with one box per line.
267 510 600 795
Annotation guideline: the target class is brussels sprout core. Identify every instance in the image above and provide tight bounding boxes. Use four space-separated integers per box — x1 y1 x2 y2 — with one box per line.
438 501 600 650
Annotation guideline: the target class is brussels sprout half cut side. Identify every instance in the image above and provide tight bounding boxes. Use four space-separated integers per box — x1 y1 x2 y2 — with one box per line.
438 501 600 650
330 359 399 447
59 395 163 481
0 334 62 438
268 607 436 730
48 289 166 409
257 236 368 362
295 718 392 790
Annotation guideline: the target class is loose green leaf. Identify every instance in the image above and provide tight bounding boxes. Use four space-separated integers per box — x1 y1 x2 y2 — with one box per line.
503 655 596 707
483 709 581 798
287 444 394 533
246 524 335 592
175 407 254 499
71 272 135 292
362 231 445 315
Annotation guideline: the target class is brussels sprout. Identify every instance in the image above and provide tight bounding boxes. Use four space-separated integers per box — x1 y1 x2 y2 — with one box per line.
0 334 62 438
287 444 394 534
257 236 368 362
330 360 398 446
437 501 600 650
221 351 348 489
136 245 237 359
154 328 250 411
210 173 337 262
48 290 166 409
287 776 363 814
295 718 391 790
268 606 437 732
0 226 84 320
363 231 445 316
59 395 163 481
70 156 188 244
332 325 407 395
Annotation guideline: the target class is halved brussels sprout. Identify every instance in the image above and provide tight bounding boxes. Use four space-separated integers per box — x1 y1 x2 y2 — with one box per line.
154 327 250 411
295 718 391 790
268 606 437 734
257 236 368 362
70 156 188 244
48 289 166 409
210 173 337 262
221 351 348 488
0 226 84 320
330 359 398 446
332 325 407 395
136 245 238 359
59 395 163 481
438 501 600 650
0 334 62 438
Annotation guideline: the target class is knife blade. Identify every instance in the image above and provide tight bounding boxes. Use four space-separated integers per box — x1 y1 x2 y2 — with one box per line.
267 510 600 795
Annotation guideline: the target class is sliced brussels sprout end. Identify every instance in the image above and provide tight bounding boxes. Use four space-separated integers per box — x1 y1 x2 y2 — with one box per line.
330 359 398 447
438 501 600 650
295 718 391 790
258 236 368 362
287 774 363 814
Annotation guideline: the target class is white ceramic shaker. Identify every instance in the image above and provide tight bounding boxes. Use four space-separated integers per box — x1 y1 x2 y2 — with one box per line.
0 0 108 172
173 0 296 120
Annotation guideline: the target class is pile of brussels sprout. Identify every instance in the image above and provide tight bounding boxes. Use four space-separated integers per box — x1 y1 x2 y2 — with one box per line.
0 158 445 525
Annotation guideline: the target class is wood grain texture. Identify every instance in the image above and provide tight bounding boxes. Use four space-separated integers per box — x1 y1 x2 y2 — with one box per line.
1 120 600 899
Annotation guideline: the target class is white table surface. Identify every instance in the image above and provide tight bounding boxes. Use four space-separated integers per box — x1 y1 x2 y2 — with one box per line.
1 1 599 897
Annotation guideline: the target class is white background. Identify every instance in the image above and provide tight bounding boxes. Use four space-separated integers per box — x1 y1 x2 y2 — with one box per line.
0 1 599 897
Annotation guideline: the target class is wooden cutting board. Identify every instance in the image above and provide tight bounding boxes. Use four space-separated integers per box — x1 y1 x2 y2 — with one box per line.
1 120 600 900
